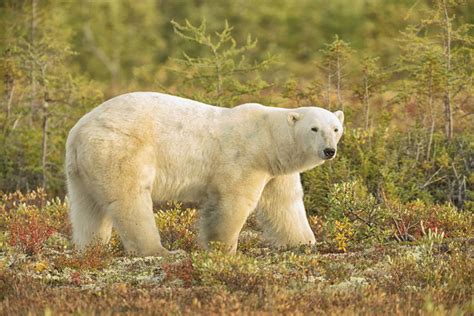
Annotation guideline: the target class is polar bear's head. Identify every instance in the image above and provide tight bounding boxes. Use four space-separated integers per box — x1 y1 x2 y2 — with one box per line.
287 107 344 170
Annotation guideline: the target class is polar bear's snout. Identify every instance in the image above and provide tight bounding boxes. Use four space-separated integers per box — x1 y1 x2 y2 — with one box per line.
323 148 336 159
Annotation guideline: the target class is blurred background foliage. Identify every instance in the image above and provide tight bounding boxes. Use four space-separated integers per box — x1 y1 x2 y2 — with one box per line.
0 0 472 222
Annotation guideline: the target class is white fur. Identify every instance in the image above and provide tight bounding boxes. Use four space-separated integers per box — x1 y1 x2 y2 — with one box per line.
66 92 344 255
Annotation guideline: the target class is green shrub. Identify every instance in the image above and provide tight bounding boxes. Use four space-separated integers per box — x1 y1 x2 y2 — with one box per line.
314 179 472 251
155 202 198 252
387 199 473 241
191 250 274 292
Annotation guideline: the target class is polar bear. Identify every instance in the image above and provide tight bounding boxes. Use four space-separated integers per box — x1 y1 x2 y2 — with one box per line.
66 92 344 256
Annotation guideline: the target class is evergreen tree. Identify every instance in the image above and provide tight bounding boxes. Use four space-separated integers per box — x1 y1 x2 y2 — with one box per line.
0 1 101 192
398 0 473 141
167 19 276 106
355 56 384 130
319 35 353 110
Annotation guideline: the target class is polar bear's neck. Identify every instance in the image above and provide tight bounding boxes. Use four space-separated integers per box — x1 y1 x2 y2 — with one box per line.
259 110 309 176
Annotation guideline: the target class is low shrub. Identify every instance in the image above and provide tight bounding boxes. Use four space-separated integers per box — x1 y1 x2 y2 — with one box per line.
54 242 114 271
386 199 473 241
155 202 198 252
8 212 55 256
191 250 275 292
162 258 197 287
316 179 473 251
0 189 48 230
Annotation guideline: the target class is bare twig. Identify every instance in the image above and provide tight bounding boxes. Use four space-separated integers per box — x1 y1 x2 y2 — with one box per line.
420 167 444 189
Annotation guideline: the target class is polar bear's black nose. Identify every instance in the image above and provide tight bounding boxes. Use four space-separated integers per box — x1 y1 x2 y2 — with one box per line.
323 148 336 159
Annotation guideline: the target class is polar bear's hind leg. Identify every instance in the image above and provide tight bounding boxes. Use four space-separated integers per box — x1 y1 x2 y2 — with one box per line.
107 192 168 256
68 178 113 250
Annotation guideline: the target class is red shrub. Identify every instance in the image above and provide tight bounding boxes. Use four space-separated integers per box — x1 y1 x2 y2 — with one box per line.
55 243 114 271
162 259 197 287
70 271 82 285
8 214 55 256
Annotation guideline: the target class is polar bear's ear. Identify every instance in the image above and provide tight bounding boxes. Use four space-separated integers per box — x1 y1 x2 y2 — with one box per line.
287 112 301 125
334 110 344 124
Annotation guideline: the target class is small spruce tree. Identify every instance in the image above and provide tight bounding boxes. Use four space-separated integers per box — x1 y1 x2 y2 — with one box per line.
319 35 353 110
355 56 384 130
168 19 276 106
0 1 102 192
399 0 473 141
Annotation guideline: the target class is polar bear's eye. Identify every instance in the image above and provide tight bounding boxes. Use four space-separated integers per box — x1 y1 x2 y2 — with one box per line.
334 128 339 133
311 127 319 132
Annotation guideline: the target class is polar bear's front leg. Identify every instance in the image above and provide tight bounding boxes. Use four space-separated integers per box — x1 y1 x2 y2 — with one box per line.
256 173 316 247
199 176 268 253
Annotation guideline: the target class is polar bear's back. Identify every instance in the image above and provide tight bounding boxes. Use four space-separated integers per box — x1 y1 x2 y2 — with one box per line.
86 92 225 129
66 92 236 202
69 92 227 146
